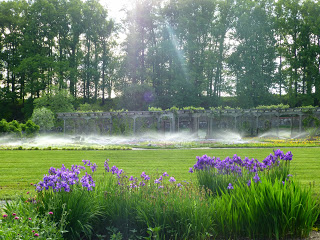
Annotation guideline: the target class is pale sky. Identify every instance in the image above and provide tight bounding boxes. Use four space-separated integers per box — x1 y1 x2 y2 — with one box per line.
99 0 131 22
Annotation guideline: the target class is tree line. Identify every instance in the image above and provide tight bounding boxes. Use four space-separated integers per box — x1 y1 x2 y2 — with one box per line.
1 0 320 121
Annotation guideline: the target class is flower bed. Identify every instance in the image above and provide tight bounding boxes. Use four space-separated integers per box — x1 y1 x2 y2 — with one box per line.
1 150 319 239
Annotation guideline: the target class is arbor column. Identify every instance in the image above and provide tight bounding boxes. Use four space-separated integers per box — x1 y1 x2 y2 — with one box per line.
157 116 161 132
277 114 280 138
110 116 113 135
170 115 175 133
299 114 302 133
255 114 261 136
177 117 180 132
133 116 137 134
63 119 66 135
206 116 214 138
191 114 199 136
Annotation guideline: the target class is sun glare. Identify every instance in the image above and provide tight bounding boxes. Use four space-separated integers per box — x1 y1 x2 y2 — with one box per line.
99 0 130 21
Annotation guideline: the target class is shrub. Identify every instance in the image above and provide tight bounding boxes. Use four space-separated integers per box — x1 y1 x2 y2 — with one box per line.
0 119 22 137
21 120 40 137
33 87 74 114
0 119 9 133
31 107 55 132
148 106 163 111
256 104 290 109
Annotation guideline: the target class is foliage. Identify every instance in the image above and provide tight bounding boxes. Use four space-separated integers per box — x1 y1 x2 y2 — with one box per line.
17 150 318 239
1 198 66 239
111 116 133 135
0 119 9 133
182 106 205 113
109 109 128 113
301 105 318 109
148 107 162 111
33 89 75 114
35 161 101 239
20 120 40 137
2 0 320 120
7 120 22 136
0 119 39 137
76 103 105 112
303 115 320 128
214 178 319 239
191 150 318 239
31 107 55 132
191 150 292 196
256 104 290 109
306 127 320 140
117 84 155 111
165 106 179 113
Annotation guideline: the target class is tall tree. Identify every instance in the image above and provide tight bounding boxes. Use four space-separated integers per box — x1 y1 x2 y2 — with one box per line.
0 0 27 103
277 0 302 106
229 0 276 108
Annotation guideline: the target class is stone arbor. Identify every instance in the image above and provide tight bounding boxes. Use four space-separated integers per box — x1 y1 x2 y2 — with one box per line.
56 108 320 137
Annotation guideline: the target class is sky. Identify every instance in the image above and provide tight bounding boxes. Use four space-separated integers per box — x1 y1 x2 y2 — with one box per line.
99 0 131 22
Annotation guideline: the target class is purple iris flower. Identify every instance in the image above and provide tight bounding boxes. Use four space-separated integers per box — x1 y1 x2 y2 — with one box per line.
247 180 251 187
104 160 110 172
169 177 176 182
90 163 97 173
144 175 150 181
154 179 161 184
227 183 233 190
253 173 261 183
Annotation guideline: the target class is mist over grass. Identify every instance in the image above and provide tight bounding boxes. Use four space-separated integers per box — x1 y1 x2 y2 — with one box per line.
0 130 245 148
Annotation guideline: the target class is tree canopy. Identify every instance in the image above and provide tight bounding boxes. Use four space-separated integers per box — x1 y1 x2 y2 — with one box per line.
1 0 320 120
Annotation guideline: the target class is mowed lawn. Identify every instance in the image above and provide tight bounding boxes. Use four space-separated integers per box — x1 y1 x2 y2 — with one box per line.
0 148 319 199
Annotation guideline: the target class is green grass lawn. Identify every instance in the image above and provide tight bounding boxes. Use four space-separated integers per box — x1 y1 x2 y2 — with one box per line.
1 147 320 199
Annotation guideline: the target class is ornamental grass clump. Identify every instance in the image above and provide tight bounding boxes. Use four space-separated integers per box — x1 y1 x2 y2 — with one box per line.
190 149 292 195
213 178 319 239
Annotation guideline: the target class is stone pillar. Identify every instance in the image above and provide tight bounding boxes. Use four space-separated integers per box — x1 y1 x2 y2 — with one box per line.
277 114 280 138
299 114 302 133
63 119 66 134
171 115 175 133
86 118 90 134
206 117 213 138
191 114 199 136
255 114 260 136
210 117 213 138
290 115 293 137
177 117 180 132
157 116 161 132
133 116 137 134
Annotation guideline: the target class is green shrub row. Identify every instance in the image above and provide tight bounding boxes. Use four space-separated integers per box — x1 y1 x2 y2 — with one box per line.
0 119 39 137
148 104 319 112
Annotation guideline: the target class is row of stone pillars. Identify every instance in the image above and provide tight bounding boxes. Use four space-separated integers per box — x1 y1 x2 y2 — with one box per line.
60 112 305 136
